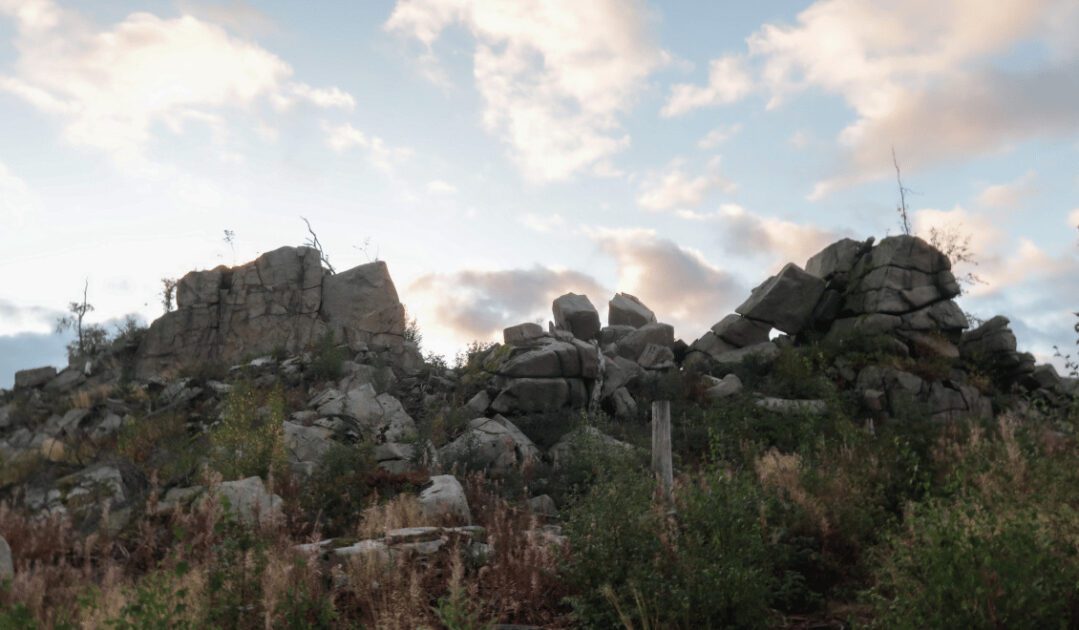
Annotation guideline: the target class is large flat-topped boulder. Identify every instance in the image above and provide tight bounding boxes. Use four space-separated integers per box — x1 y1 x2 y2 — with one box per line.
736 263 825 335
14 366 57 390
552 293 601 341
608 293 656 328
137 247 407 377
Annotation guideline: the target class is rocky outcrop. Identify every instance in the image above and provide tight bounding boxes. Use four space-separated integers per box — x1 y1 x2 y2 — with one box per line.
960 316 1036 386
136 247 408 377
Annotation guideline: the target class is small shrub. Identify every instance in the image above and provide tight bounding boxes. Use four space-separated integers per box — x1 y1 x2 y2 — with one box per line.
868 500 1079 628
208 382 287 481
563 469 776 629
300 443 378 535
307 332 346 383
107 563 198 629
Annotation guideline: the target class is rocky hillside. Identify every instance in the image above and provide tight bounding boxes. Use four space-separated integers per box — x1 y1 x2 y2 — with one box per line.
1 236 1077 628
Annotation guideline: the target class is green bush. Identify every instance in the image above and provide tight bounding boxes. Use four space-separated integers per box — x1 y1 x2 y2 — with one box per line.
301 442 378 535
868 500 1079 629
307 332 347 383
563 469 776 629
208 382 287 481
108 563 196 630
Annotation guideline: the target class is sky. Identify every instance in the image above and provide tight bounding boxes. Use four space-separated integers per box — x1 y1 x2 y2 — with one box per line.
1 0 1078 388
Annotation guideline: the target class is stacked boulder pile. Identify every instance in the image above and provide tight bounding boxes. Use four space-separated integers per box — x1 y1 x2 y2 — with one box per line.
465 291 678 420
684 234 1066 421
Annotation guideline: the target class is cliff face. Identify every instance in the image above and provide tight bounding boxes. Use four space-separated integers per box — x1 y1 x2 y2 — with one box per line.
136 246 407 377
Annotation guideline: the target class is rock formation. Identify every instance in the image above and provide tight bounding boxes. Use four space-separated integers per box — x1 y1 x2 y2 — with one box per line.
137 246 411 377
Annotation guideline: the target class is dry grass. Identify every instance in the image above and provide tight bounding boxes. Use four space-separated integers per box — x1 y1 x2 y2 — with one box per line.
355 493 425 539
0 470 573 628
68 384 115 410
756 449 831 537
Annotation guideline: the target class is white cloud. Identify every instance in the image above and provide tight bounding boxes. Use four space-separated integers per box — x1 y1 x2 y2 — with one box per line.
426 179 457 194
520 213 566 233
789 130 810 149
662 55 753 117
385 0 668 182
910 204 1079 313
637 157 735 211
587 226 743 338
323 122 413 172
697 123 742 149
283 83 356 110
1069 208 1079 228
715 205 847 270
0 0 352 168
0 162 35 228
976 170 1038 209
409 266 607 341
667 0 1079 197
324 122 368 152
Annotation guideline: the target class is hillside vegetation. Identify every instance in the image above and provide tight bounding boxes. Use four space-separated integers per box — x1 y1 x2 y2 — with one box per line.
1 236 1077 629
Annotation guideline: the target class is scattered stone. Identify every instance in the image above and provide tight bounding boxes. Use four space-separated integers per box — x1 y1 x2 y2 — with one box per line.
755 397 828 415
314 383 417 442
463 390 491 416
490 378 586 414
898 330 960 360
153 486 204 515
601 355 642 398
616 323 675 362
599 325 636 347
710 314 771 348
499 340 582 378
637 343 675 370
710 342 781 369
14 366 57 390
528 494 558 518
805 238 871 281
610 387 638 418
439 416 539 476
548 426 634 470
704 373 743 400
214 477 283 526
283 422 335 475
418 475 472 525
89 412 123 441
503 322 545 345
608 293 656 328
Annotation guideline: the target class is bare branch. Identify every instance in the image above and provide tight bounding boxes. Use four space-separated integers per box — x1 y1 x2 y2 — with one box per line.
893 146 912 236
301 216 336 274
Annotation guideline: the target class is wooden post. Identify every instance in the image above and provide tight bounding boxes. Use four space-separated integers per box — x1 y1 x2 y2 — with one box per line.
651 400 673 504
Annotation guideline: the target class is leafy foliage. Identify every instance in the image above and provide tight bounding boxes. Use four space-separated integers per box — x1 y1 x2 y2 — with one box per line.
208 382 287 481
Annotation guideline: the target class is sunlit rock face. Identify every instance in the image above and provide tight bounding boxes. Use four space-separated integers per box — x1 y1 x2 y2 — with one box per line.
136 246 406 377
